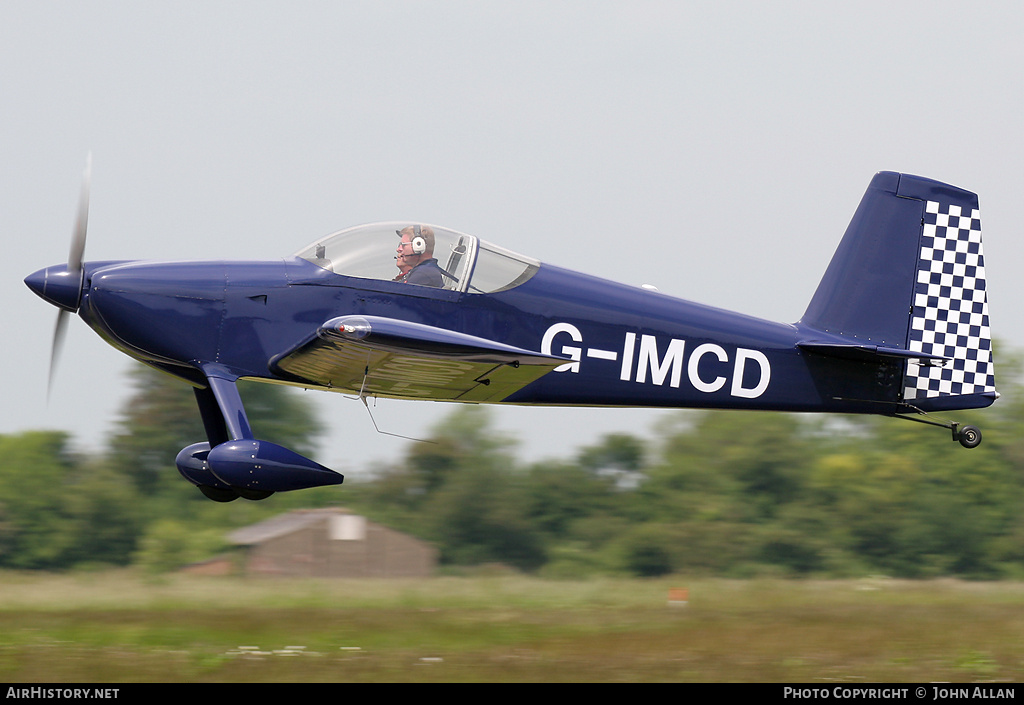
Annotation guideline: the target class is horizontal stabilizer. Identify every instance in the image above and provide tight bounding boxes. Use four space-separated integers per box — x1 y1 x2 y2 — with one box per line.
798 340 948 363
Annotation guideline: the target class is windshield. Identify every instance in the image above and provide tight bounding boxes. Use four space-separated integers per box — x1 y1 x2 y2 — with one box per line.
294 222 539 294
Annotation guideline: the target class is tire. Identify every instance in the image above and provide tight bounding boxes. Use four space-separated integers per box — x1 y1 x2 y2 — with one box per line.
958 425 982 449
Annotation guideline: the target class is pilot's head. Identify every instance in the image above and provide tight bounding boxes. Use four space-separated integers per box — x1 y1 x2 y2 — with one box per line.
396 224 435 266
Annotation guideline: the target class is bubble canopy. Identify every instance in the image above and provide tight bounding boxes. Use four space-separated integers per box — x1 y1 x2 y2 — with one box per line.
294 222 540 294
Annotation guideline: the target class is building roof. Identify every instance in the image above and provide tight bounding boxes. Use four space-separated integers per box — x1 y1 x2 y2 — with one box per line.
227 507 353 546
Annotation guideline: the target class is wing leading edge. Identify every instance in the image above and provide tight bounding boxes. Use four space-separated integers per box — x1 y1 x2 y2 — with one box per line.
271 315 563 402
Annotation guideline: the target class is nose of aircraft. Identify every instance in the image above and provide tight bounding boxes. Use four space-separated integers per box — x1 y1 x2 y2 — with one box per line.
25 264 84 312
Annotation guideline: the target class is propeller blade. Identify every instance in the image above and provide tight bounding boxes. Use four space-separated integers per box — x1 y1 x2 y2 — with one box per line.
48 154 91 400
68 153 91 273
48 309 69 401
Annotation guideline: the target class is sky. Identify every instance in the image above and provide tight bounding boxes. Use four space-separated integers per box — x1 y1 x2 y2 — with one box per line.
3 1 1024 479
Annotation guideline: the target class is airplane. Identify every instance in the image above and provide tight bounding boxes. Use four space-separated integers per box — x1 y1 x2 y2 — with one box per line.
26 162 998 502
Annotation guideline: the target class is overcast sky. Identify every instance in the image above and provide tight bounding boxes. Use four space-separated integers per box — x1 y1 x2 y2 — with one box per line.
3 1 1023 478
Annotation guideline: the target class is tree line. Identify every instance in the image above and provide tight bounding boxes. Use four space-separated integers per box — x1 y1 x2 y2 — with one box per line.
2 347 1024 578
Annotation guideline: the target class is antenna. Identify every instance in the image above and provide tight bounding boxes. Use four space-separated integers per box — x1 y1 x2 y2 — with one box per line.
352 364 435 444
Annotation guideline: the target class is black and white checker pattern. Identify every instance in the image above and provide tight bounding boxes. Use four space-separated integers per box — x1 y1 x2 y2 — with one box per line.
903 201 995 400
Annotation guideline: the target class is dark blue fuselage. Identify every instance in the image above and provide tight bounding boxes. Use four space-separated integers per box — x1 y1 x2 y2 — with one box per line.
70 256 901 417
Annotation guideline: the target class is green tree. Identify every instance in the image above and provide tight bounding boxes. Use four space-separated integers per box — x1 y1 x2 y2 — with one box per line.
523 459 616 539
355 406 516 525
426 466 545 571
0 431 146 570
0 431 77 568
614 524 675 577
134 518 228 575
61 457 143 567
577 433 647 489
356 406 546 571
636 410 807 526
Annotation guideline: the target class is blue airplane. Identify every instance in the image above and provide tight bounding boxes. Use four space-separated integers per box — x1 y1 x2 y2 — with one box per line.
26 162 998 501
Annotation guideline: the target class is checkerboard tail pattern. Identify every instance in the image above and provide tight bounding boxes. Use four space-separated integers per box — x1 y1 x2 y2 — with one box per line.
903 201 995 401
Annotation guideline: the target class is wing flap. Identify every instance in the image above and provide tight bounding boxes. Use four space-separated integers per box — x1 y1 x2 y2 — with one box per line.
271 315 562 402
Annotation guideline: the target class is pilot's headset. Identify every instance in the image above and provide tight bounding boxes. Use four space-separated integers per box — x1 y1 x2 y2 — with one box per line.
410 225 427 254
397 225 428 255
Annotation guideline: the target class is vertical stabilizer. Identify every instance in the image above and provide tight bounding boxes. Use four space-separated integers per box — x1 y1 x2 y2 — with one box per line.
800 172 995 410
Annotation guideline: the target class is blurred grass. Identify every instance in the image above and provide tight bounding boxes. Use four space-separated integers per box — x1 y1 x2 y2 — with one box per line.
0 570 1022 682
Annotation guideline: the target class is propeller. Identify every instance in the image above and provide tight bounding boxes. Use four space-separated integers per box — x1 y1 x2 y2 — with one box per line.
48 154 91 399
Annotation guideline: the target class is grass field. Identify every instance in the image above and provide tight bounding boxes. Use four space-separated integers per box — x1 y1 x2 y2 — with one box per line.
0 570 1022 682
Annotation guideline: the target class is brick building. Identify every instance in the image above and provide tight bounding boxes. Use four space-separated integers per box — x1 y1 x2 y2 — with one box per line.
226 508 437 578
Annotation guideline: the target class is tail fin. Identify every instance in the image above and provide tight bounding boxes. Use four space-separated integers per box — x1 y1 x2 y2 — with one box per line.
800 171 996 411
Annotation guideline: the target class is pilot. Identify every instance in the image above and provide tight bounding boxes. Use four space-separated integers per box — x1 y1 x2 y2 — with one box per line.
394 224 444 287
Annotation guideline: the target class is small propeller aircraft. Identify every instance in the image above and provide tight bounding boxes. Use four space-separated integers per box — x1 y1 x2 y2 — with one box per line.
26 160 998 501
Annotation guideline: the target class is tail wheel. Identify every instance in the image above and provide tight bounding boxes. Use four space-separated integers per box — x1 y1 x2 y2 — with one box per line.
957 425 982 449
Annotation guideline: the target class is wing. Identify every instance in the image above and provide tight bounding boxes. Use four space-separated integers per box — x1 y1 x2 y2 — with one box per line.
270 315 563 402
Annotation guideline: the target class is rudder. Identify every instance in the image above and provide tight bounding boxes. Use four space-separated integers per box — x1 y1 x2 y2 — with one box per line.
902 178 995 409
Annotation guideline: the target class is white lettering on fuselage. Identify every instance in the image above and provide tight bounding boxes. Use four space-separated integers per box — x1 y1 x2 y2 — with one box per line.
541 323 771 399
541 322 583 373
